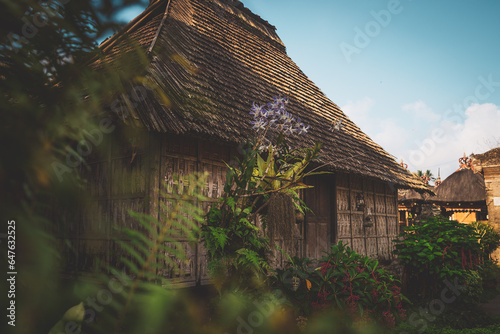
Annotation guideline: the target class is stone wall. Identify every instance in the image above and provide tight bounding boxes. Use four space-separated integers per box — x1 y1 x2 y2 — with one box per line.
479 165 500 260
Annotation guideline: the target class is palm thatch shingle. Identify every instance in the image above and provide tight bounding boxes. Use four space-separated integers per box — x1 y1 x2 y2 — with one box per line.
398 188 434 203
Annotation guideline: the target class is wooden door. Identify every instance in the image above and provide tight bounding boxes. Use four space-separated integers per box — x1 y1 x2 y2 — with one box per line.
304 174 336 259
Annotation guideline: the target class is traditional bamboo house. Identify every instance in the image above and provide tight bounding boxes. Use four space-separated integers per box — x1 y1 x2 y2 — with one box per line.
397 161 435 228
398 188 434 228
431 157 487 223
67 0 428 286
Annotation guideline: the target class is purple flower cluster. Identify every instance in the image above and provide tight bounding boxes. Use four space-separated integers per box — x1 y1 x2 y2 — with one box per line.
250 96 310 135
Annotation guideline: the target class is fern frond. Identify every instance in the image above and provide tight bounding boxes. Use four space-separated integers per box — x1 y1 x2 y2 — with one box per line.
235 248 262 270
120 257 141 276
126 211 160 239
118 241 147 268
128 234 155 255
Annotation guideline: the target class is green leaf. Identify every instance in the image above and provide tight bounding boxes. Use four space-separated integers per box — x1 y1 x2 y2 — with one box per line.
226 197 236 211
118 241 146 267
257 153 265 176
49 302 85 334
209 227 228 250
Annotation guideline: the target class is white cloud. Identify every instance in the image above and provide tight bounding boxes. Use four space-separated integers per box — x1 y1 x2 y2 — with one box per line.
406 103 500 179
342 97 375 130
342 97 411 161
402 100 441 123
344 97 499 181
461 103 500 153
373 119 409 156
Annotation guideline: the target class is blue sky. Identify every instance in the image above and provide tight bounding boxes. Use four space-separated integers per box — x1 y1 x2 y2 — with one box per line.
115 0 500 181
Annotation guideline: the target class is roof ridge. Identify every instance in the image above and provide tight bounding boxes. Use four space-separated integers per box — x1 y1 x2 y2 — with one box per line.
230 0 278 32
213 0 284 48
99 1 166 53
147 0 172 54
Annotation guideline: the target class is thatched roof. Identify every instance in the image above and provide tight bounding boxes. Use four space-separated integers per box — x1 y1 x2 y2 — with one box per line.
472 147 500 167
432 168 486 203
96 0 428 191
398 188 434 203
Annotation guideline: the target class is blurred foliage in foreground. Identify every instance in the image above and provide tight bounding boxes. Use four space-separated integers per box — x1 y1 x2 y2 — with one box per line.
0 0 149 333
58 280 389 334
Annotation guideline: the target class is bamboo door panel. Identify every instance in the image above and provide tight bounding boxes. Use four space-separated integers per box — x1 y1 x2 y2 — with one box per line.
366 237 378 258
81 161 108 198
337 213 351 238
334 174 399 259
376 216 388 236
377 237 391 260
351 238 366 256
351 214 364 237
305 175 334 259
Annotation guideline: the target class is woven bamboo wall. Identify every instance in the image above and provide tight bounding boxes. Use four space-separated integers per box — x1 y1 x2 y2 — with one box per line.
65 127 154 276
304 172 397 261
63 129 397 285
68 129 302 286
336 172 397 260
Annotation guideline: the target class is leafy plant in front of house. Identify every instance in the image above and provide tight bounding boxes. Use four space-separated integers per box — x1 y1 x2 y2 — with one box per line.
393 216 483 301
469 221 500 259
202 96 323 292
274 241 407 329
203 143 274 292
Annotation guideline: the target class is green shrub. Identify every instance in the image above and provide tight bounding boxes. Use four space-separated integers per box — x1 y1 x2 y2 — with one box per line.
481 260 500 291
393 216 483 300
462 270 483 302
274 241 406 329
470 221 500 258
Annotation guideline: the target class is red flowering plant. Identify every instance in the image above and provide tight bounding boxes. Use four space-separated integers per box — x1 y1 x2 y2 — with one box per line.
274 241 407 329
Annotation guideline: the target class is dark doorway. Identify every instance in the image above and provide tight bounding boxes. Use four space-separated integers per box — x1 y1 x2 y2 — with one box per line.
304 174 336 258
